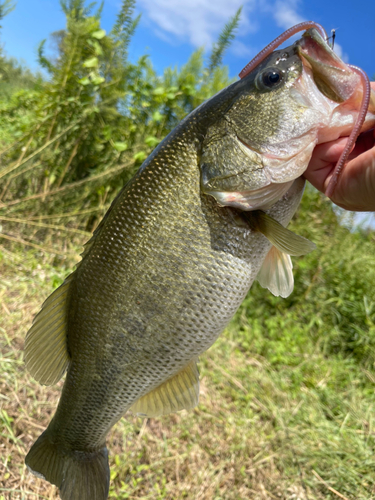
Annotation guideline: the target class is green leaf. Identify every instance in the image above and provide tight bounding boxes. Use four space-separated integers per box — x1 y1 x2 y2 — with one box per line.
113 141 128 151
91 29 106 39
83 57 99 68
133 151 147 162
78 76 91 86
93 41 104 56
102 125 112 140
91 75 105 85
183 84 196 96
152 111 163 122
145 136 159 147
152 87 165 96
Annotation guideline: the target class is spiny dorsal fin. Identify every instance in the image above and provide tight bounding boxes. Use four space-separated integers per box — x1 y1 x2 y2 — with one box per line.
24 275 74 385
257 246 294 298
130 360 200 418
247 211 316 256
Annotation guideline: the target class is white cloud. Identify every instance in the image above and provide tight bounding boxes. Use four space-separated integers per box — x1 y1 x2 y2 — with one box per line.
136 0 349 66
137 0 308 54
272 0 305 29
333 42 349 63
137 0 256 48
230 40 255 58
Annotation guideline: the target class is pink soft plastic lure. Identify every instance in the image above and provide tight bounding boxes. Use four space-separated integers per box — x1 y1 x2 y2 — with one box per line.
239 21 371 199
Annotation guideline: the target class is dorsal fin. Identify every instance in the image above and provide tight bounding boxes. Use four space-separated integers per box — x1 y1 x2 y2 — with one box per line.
256 246 294 298
130 360 200 417
24 275 74 385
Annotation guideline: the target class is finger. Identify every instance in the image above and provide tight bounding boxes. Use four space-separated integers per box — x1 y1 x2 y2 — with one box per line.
304 137 349 192
304 129 374 194
328 143 375 211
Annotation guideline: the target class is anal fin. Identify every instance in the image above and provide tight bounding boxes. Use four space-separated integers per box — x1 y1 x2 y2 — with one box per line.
130 360 200 417
257 246 294 298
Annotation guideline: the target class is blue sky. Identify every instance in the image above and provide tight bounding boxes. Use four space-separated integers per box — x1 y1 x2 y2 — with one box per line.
2 0 374 80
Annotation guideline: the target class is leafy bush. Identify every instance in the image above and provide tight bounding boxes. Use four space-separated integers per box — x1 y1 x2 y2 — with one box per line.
0 0 238 252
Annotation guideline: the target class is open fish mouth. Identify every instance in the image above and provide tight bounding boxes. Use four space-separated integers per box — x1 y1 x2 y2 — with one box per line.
295 28 375 143
297 29 360 103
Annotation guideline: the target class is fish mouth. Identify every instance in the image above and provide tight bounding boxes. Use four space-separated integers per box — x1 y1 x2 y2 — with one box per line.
296 28 375 141
297 29 357 103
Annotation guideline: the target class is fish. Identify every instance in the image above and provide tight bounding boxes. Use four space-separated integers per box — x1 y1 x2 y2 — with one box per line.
24 23 375 500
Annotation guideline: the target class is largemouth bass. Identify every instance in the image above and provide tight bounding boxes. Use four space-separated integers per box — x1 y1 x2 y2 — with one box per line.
24 24 375 500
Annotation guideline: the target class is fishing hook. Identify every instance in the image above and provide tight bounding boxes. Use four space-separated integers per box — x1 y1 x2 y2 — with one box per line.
325 28 337 50
330 28 336 50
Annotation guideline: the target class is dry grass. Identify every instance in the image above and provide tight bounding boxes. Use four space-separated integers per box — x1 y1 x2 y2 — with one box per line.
1 247 375 500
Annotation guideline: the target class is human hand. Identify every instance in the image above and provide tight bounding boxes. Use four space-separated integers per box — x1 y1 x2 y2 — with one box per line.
304 83 375 212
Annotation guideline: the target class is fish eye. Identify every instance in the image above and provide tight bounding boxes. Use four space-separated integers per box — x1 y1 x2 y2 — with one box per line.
263 70 281 86
256 67 284 91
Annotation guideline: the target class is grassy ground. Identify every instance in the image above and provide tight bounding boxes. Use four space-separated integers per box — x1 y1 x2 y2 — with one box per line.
1 219 375 500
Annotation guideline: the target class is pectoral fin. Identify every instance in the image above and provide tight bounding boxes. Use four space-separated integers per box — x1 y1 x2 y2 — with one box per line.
130 360 199 418
24 276 73 385
257 246 294 298
245 211 316 256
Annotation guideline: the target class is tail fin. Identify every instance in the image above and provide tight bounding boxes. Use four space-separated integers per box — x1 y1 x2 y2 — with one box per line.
25 430 110 500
